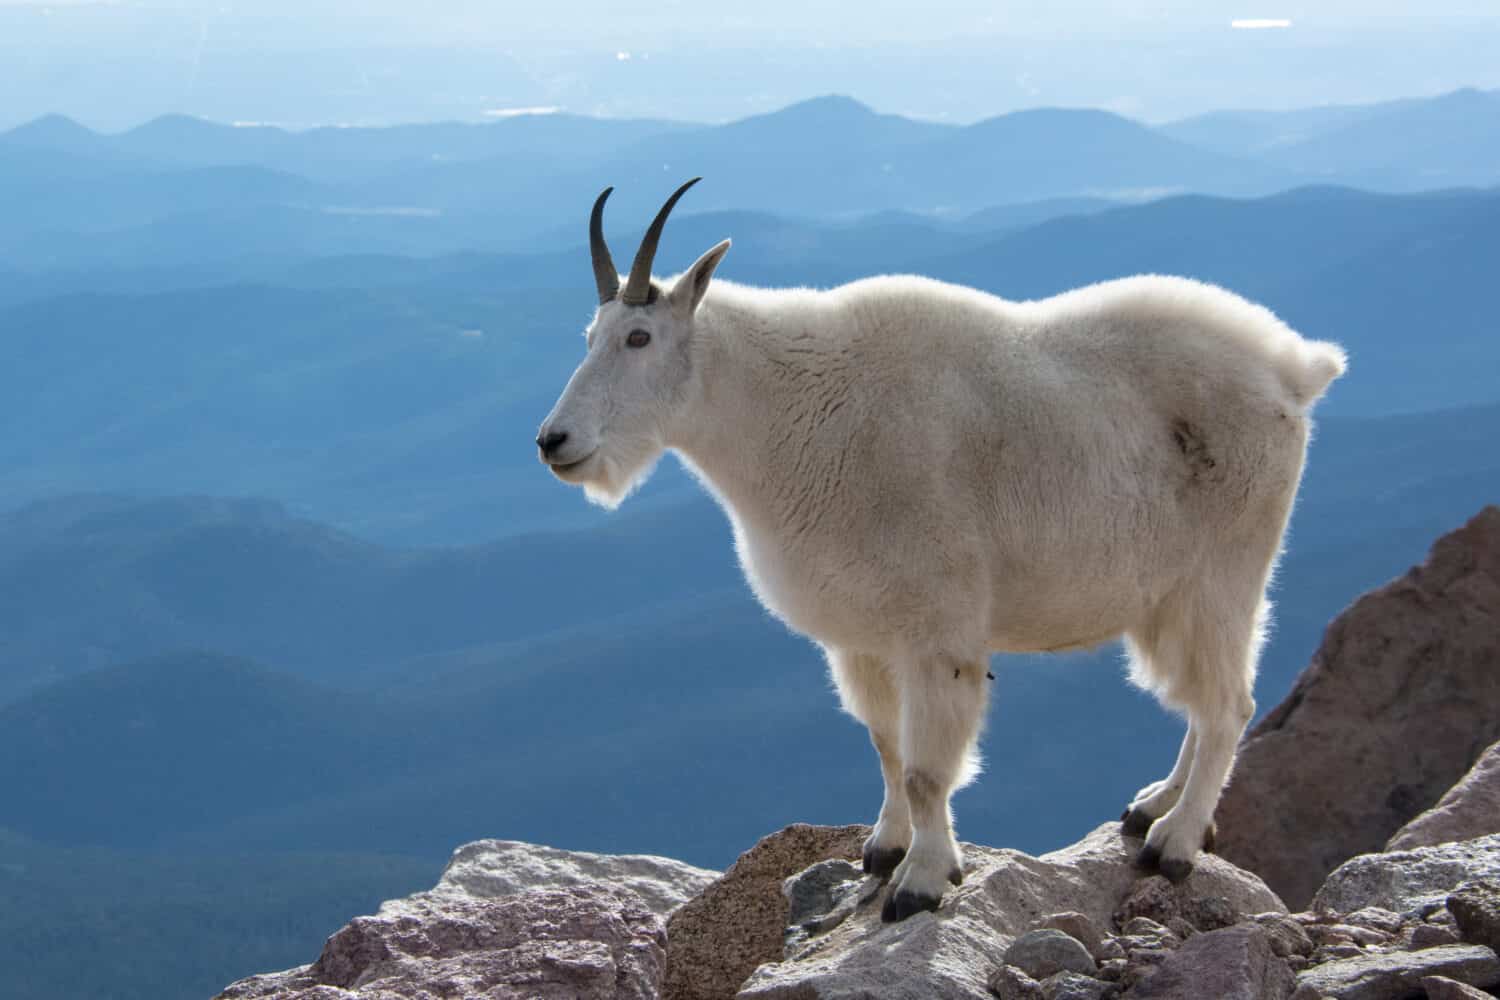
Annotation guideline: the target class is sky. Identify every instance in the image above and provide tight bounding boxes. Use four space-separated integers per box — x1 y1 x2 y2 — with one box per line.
0 0 1497 129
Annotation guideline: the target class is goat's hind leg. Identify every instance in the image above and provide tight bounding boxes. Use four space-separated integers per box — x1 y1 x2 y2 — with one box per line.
883 652 989 922
827 648 910 877
1135 589 1262 882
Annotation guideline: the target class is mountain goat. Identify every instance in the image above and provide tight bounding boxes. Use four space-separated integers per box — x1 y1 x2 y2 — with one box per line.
537 179 1346 922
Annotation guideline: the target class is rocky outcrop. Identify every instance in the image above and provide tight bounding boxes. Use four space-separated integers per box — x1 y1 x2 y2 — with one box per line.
1390 741 1500 852
215 840 716 1000
1125 924 1297 999
1313 835 1500 915
213 509 1500 1000
218 885 667 1000
214 828 1500 1000
1215 506 1500 909
1296 945 1500 1000
663 823 870 1000
419 838 718 917
735 822 1284 999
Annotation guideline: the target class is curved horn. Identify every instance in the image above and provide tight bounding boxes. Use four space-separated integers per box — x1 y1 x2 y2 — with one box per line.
590 187 619 304
621 177 701 305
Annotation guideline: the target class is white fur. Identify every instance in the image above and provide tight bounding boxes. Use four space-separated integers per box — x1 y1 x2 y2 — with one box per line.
540 256 1346 915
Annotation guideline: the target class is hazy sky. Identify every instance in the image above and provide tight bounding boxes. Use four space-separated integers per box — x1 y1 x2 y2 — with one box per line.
1 0 1496 129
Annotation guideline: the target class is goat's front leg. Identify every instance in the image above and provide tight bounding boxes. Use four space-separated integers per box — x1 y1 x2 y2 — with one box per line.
883 653 989 922
826 648 910 876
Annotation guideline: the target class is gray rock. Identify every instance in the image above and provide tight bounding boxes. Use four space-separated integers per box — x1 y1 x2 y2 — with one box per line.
1311 923 1392 948
1097 958 1128 982
1119 948 1172 990
1289 985 1325 1000
1251 912 1316 958
1041 971 1112 1000
431 838 717 916
1449 880 1500 953
1120 916 1172 941
1389 740 1500 852
1420 974 1496 999
216 884 666 1000
1006 929 1099 980
780 859 873 958
1313 835 1500 916
990 965 1045 1000
737 823 1282 1000
1124 924 1296 1000
1041 912 1107 959
785 859 864 928
1411 923 1463 950
1296 944 1500 1000
1215 507 1500 909
1343 907 1404 935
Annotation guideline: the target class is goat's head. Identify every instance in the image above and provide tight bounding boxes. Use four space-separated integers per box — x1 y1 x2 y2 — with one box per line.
537 178 730 508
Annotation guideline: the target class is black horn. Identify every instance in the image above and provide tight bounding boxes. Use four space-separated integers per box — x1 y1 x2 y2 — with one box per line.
590 187 620 304
621 177 701 306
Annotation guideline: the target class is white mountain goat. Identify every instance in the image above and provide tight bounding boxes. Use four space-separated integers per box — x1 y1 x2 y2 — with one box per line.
536 179 1346 921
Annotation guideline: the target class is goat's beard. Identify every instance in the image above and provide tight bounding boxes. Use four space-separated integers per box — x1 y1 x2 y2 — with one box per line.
581 432 664 510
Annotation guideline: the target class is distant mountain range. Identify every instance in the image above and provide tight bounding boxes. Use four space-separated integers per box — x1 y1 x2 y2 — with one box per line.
0 823 436 1000
1160 88 1500 188
2 89 1497 263
0 184 1494 545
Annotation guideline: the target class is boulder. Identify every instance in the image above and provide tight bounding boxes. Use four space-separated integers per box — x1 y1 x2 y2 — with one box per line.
1215 506 1500 909
1420 975 1496 999
1389 741 1500 852
429 838 717 916
216 884 666 1000
1294 944 1500 1000
1004 928 1098 979
663 822 870 1000
1448 880 1500 953
1123 924 1296 1000
215 839 716 1000
735 822 1283 1000
1248 912 1316 959
1313 835 1500 916
990 965 1046 1000
1040 971 1113 1000
1040 912 1108 960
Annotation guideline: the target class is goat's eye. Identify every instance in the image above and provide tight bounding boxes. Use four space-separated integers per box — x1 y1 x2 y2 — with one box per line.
626 329 651 348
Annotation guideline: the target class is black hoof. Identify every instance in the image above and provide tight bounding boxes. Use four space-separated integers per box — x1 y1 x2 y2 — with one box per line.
1160 856 1194 883
862 844 907 879
1121 806 1155 839
1202 822 1217 854
1136 843 1195 883
948 867 964 887
881 888 941 923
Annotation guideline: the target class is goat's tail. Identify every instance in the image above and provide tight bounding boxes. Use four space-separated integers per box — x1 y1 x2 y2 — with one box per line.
1287 338 1348 408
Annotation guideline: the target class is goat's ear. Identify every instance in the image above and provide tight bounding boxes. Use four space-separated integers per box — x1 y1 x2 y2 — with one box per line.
669 239 731 315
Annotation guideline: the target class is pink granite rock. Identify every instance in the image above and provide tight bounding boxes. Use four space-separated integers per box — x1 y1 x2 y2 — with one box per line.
1389 740 1500 852
217 884 665 1000
214 838 716 1000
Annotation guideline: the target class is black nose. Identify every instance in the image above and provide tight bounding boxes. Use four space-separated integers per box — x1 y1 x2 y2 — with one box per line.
536 430 569 457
